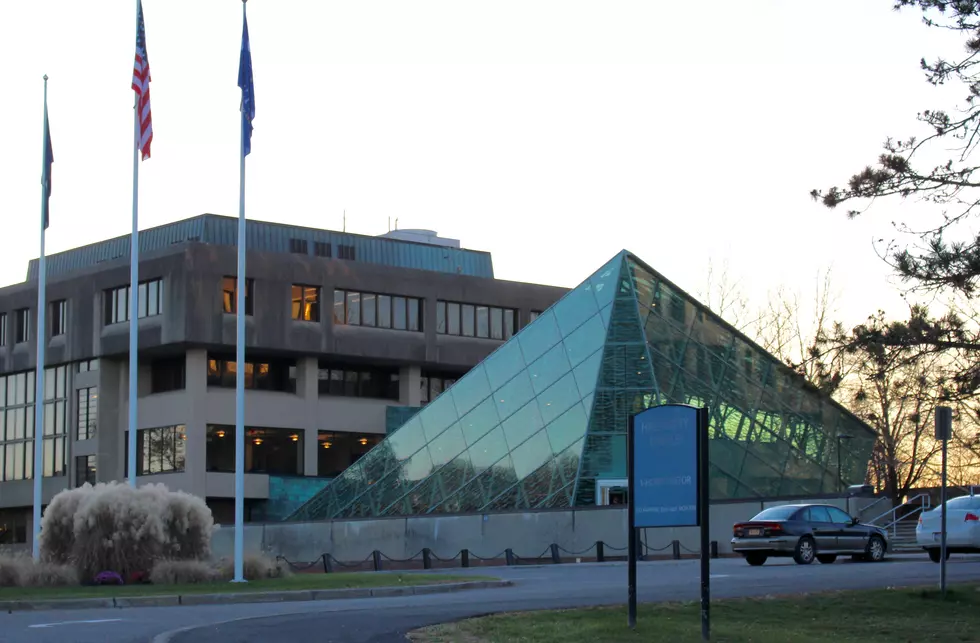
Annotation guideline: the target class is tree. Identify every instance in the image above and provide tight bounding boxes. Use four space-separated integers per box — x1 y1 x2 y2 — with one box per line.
811 1 980 395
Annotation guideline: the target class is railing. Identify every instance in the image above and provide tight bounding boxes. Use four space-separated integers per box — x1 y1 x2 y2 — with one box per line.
867 493 931 538
856 496 892 521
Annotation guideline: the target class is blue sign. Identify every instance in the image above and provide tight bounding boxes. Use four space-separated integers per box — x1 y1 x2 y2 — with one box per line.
630 405 700 528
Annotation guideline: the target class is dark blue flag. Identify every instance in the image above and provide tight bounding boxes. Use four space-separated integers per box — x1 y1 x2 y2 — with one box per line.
42 101 53 229
238 8 254 156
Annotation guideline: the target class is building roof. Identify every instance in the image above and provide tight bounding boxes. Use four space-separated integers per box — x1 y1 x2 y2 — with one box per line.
25 214 494 282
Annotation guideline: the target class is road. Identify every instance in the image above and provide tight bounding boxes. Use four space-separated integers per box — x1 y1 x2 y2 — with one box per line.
1 555 979 643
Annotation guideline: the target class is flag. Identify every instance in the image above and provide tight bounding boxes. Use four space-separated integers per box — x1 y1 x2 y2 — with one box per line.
132 0 153 160
238 8 255 156
42 92 53 229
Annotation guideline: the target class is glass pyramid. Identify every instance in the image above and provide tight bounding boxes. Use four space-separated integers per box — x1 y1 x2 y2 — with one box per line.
288 252 876 521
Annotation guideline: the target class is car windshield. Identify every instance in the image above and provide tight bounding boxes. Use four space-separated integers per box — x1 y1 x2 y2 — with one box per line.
750 506 799 521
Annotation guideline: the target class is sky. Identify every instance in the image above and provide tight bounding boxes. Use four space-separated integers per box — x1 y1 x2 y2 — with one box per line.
0 0 967 332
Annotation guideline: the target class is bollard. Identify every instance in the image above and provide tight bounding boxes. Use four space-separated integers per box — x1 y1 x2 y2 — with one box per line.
461 549 470 568
710 541 719 559
672 540 681 560
422 548 432 570
322 553 332 574
596 540 605 563
550 543 561 564
372 550 383 571
505 548 516 566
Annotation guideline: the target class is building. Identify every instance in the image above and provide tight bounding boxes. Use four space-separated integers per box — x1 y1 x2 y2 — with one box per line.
289 250 877 521
0 214 567 545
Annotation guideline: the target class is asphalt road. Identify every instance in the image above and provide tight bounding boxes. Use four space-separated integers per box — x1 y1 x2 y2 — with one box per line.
2 554 979 643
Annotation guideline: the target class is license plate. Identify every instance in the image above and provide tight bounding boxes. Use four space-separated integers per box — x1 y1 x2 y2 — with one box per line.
747 529 761 537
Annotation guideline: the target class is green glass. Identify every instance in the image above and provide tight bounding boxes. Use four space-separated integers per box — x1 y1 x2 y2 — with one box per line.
501 400 544 452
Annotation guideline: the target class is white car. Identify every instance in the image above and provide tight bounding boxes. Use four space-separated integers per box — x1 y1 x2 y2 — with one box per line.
916 494 980 562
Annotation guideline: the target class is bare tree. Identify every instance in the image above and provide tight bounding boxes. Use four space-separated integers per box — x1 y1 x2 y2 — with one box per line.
697 258 755 331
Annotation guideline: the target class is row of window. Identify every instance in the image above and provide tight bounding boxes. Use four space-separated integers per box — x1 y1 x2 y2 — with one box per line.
0 366 70 482
435 301 517 340
287 238 356 261
332 290 423 332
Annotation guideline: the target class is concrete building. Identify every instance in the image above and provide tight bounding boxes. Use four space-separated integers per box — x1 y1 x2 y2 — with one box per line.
0 214 566 544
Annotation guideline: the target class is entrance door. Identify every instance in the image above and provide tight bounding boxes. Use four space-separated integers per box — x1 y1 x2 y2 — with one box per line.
597 479 629 506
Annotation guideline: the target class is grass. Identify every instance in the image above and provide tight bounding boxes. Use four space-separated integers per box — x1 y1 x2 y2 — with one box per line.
0 572 493 600
410 585 980 643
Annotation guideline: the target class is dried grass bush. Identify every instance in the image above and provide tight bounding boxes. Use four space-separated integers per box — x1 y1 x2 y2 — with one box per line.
39 482 216 581
149 560 219 585
0 556 78 587
217 554 291 581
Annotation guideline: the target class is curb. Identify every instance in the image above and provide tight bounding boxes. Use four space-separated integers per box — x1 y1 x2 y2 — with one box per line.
0 579 512 614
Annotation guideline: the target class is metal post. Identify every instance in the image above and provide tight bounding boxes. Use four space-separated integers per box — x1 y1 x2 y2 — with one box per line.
699 406 711 641
596 541 605 563
836 437 842 493
127 72 140 488
627 414 637 629
936 406 952 597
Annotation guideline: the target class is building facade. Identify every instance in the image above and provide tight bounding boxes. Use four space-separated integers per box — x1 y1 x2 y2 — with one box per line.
0 215 567 543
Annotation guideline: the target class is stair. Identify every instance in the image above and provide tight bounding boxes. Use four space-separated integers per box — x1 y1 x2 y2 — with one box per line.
887 519 921 552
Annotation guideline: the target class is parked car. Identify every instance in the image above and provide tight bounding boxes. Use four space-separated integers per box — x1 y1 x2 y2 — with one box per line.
731 503 888 566
916 494 980 562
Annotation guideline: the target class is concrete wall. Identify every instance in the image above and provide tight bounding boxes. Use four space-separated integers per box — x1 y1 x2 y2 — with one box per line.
212 497 882 563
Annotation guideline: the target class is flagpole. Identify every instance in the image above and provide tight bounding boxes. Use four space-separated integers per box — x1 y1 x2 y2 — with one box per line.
32 75 50 560
233 0 248 585
128 44 140 488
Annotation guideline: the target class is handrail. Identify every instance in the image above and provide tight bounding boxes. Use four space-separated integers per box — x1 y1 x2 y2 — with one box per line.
867 493 931 528
856 496 891 520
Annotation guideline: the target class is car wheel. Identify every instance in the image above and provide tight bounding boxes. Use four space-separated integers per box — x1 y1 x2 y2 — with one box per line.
866 535 886 562
817 554 837 564
927 548 950 563
745 553 767 566
793 536 816 565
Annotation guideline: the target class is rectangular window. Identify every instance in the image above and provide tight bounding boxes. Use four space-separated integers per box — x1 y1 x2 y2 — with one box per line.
436 301 516 340
291 285 321 322
338 244 356 260
0 367 67 481
317 431 382 478
206 355 297 393
361 293 377 326
76 387 97 440
461 304 475 337
436 301 446 334
378 295 391 328
420 371 464 405
447 303 460 335
151 357 185 393
134 425 186 475
476 306 489 338
289 238 308 255
490 308 503 340
317 361 399 400
50 300 67 337
0 313 6 347
103 279 163 325
15 309 29 344
77 359 99 373
393 297 407 331
222 277 254 315
75 454 96 487
206 425 303 476
333 290 423 332
314 241 331 258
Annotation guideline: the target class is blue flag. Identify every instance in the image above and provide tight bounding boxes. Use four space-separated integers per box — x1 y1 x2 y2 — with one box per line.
42 99 53 229
238 8 254 157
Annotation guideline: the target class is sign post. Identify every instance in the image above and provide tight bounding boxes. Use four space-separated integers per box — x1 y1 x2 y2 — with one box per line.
628 404 710 639
936 406 953 598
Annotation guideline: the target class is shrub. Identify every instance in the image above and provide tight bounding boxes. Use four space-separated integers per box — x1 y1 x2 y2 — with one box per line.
0 556 78 587
0 556 26 587
150 560 219 585
217 554 291 581
39 482 217 581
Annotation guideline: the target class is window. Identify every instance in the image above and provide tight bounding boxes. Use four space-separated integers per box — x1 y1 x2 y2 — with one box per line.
314 241 331 258
333 290 423 331
420 372 461 404
0 313 5 347
41 366 68 478
0 509 28 545
76 387 97 440
825 506 854 524
151 357 185 393
436 300 516 340
103 279 163 325
207 425 304 475
807 506 833 523
50 300 67 337
0 367 67 481
289 238 308 254
206 354 297 393
291 285 320 322
77 359 99 373
15 308 29 344
338 244 356 260
130 425 186 475
317 431 382 477
317 362 399 400
222 277 254 315
75 454 96 487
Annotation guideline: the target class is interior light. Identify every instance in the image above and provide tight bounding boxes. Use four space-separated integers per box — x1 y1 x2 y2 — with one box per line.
290 434 299 442
253 438 263 446
216 430 226 438
323 441 332 449
359 437 369 446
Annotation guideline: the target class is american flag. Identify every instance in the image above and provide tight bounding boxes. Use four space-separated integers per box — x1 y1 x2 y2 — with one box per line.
132 0 152 160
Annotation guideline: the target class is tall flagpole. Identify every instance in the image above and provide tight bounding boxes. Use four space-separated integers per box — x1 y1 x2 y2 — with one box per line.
128 42 140 488
233 0 251 584
32 75 51 560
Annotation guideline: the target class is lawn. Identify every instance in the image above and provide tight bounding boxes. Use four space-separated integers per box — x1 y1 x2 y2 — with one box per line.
410 585 980 643
0 572 492 600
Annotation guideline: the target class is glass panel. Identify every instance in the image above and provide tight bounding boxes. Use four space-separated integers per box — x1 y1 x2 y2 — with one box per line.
493 369 535 424
490 307 503 340
459 396 501 446
436 301 446 334
427 422 466 468
408 298 420 331
449 365 491 418
447 303 460 335
361 293 376 327
483 340 526 391
461 304 475 337
377 295 391 328
572 347 603 398
333 290 345 323
563 314 606 368
469 426 509 471
503 309 515 339
393 297 407 330
346 292 360 325
546 402 588 455
419 393 458 442
387 416 427 461
511 430 552 480
403 447 433 483
501 400 544 450
527 342 572 396
537 372 582 426
589 255 623 309
518 310 561 365
476 306 490 338
553 280 601 337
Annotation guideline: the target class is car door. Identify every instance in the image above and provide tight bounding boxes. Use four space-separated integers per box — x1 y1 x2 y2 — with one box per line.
826 506 865 552
805 506 837 552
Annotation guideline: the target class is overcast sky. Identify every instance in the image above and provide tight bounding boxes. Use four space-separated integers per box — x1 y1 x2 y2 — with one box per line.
0 0 965 331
